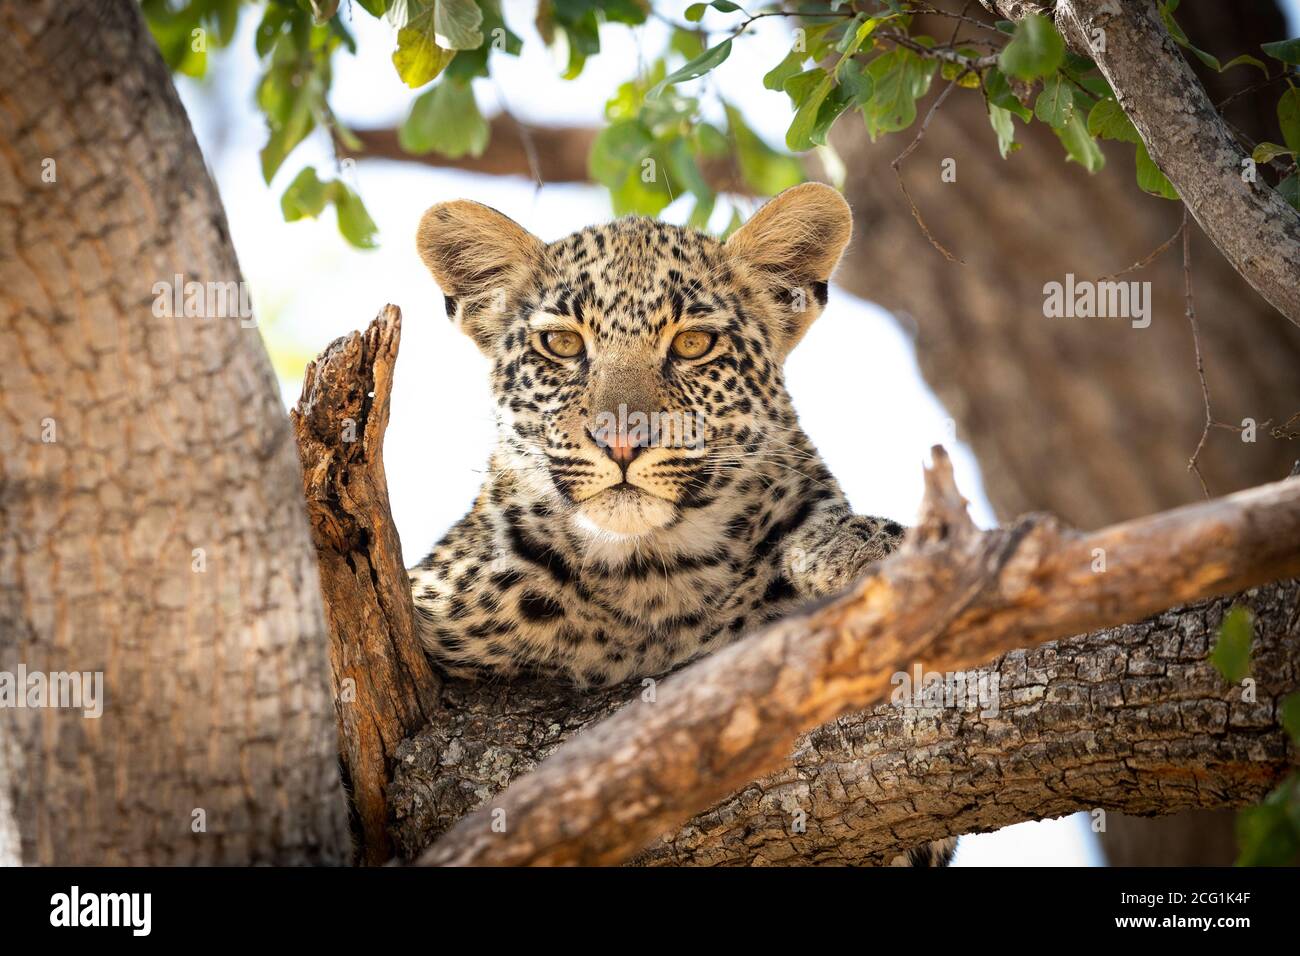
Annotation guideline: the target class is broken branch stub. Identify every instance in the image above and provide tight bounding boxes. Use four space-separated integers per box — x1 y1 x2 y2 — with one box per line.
291 304 440 865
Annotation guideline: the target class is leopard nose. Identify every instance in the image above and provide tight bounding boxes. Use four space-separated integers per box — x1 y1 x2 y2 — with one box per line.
589 428 644 468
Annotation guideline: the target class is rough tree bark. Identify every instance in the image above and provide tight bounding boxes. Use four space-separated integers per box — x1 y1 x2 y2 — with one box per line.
290 306 440 865
294 309 1299 867
391 581 1298 866
0 0 348 863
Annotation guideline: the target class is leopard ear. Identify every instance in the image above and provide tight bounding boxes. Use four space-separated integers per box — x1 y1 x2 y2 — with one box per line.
416 200 544 353
725 183 852 356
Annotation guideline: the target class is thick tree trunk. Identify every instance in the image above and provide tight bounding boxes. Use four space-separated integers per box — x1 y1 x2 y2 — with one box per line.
0 0 347 864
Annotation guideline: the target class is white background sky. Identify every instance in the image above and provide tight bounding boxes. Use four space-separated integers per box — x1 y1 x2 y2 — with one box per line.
172 0 1299 866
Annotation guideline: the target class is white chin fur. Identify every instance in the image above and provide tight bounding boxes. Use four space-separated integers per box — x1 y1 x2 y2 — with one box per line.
573 488 676 536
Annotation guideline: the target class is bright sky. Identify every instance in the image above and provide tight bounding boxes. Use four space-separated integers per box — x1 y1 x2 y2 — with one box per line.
168 0 1300 867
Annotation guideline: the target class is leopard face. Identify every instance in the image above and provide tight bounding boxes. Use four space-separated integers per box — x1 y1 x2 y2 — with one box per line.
418 184 851 540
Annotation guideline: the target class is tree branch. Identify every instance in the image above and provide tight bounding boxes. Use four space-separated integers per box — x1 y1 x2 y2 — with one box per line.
349 117 761 195
980 0 1300 326
417 453 1300 866
290 305 441 865
350 120 596 185
297 311 1300 868
388 581 1298 865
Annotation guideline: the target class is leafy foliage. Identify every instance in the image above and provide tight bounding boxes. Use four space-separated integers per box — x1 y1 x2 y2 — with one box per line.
1205 606 1300 865
280 166 379 248
143 1 1300 248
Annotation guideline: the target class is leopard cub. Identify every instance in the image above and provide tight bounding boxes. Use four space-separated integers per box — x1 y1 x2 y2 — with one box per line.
409 183 905 688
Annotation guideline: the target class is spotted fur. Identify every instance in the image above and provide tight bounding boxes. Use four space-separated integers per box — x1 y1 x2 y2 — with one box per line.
409 184 906 687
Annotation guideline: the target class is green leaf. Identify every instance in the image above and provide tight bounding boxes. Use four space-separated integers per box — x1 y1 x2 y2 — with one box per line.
1281 691 1300 746
1252 141 1293 163
693 122 730 158
281 166 331 220
1087 97 1139 144
1034 74 1074 128
1077 73 1114 101
399 80 489 158
1158 3 1210 63
1210 606 1254 684
280 167 378 249
1236 778 1300 866
686 0 739 19
666 136 713 207
671 28 705 61
984 68 1031 122
941 57 981 89
1262 37 1300 66
142 0 216 77
1278 85 1300 157
1053 110 1104 173
988 103 1018 159
687 194 716 230
809 85 855 148
784 69 834 151
999 13 1065 81
333 184 379 249
445 0 520 81
435 0 484 50
649 38 731 98
781 49 871 151
597 0 650 26
257 56 321 184
861 48 936 139
727 105 804 195
1220 54 1268 74
549 2 603 80
588 120 654 188
1188 47 1221 71
837 60 874 106
608 160 672 217
764 49 807 92
1278 173 1300 211
392 24 456 87
1135 142 1178 199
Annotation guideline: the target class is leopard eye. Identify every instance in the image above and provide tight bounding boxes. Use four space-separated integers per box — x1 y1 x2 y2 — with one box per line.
540 330 584 359
670 330 715 360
